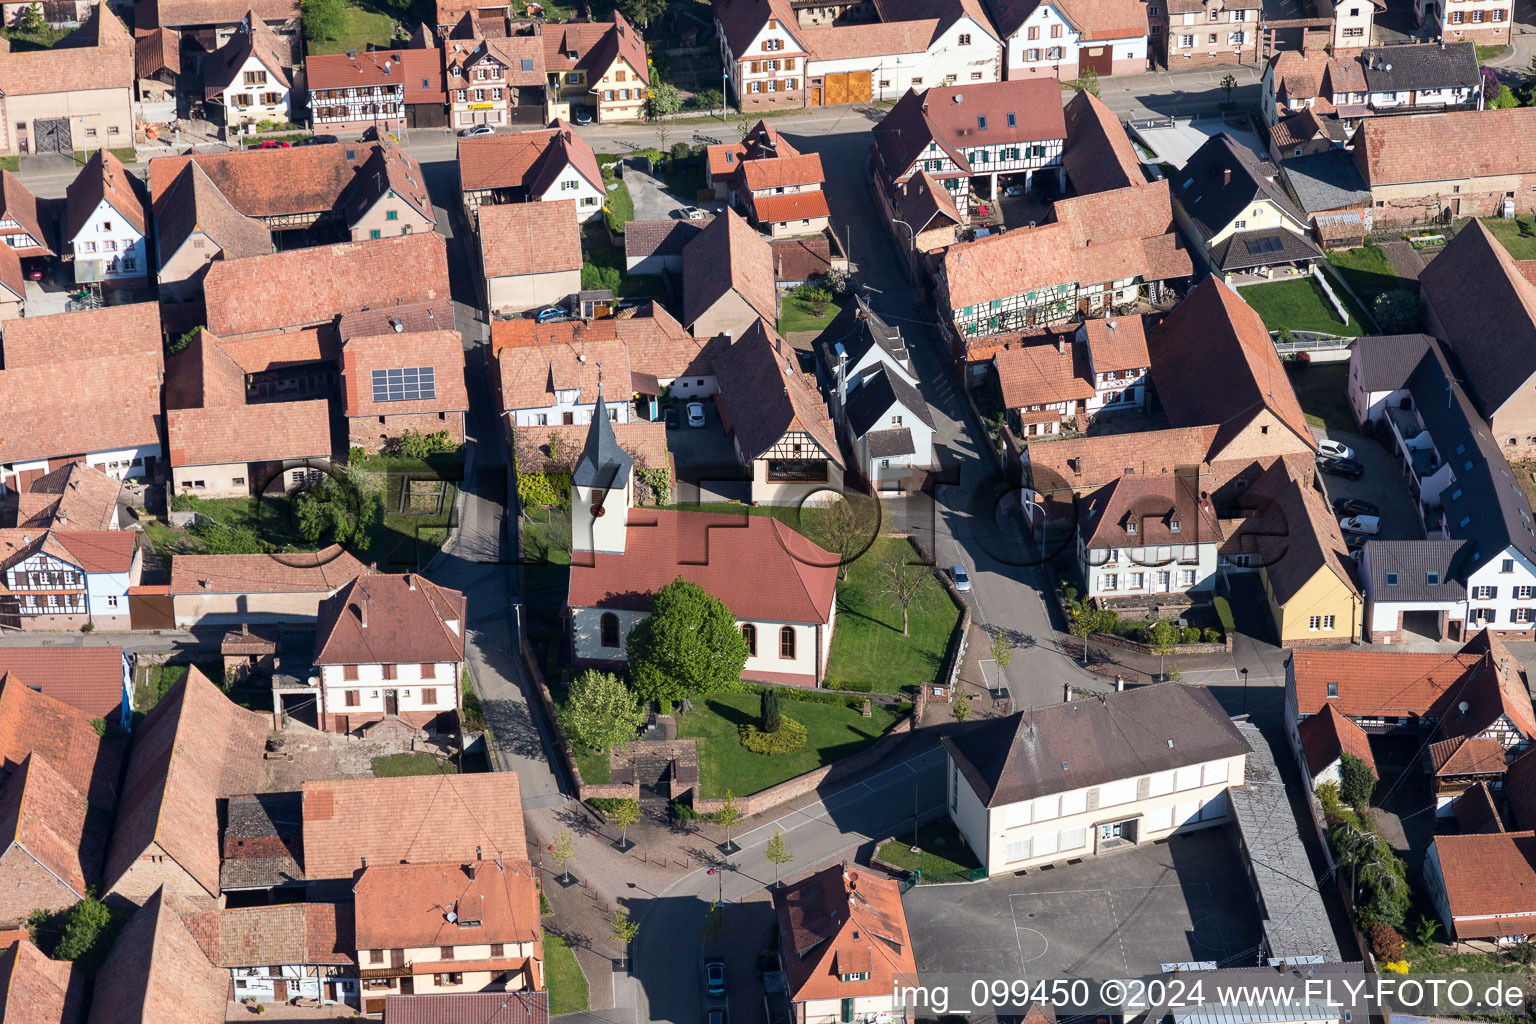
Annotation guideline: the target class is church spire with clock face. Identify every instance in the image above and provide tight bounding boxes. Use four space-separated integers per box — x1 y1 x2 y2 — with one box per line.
571 386 631 555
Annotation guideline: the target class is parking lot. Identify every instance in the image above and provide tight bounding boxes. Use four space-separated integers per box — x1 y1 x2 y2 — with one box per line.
1309 425 1425 543
664 400 750 504
902 827 1262 982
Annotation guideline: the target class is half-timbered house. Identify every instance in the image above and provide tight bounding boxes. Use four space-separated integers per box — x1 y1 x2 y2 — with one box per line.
306 50 407 137
0 529 140 630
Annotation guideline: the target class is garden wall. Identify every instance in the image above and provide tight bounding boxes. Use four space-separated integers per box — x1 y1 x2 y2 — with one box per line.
519 633 640 802
1089 630 1233 655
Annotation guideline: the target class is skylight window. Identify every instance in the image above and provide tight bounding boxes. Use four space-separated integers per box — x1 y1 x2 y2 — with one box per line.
372 366 436 403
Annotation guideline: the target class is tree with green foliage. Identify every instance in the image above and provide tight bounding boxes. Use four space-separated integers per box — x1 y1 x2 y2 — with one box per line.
53 897 113 965
385 429 459 459
1219 72 1237 103
18 3 45 34
610 906 640 965
1147 619 1178 679
760 688 783 733
1522 55 1536 103
626 578 749 703
612 0 667 26
1330 820 1409 928
989 629 1015 671
875 550 928 636
300 0 345 42
561 670 645 753
670 141 692 161
1490 83 1520 108
648 82 683 120
764 828 794 886
952 689 973 723
1338 751 1376 809
1068 603 1113 664
550 828 576 882
609 798 642 847
1372 290 1420 334
715 791 743 849
294 466 383 548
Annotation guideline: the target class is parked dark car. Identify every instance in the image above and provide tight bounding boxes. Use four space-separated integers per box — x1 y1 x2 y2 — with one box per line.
665 406 679 429
1331 497 1380 518
297 134 339 146
1317 456 1364 480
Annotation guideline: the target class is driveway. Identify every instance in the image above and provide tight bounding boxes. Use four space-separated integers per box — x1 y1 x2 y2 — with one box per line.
622 159 712 223
665 402 750 504
902 826 1263 986
1309 426 1423 543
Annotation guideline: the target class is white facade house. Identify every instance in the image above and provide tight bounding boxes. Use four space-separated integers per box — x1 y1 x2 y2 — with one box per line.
65 149 147 288
1076 475 1223 600
944 683 1251 877
0 530 139 631
804 15 1004 103
994 1 1149 81
207 52 289 127
716 2 810 109
67 198 146 286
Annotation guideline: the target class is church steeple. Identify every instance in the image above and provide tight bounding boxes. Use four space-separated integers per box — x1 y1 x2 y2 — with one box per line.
573 388 632 491
570 386 631 555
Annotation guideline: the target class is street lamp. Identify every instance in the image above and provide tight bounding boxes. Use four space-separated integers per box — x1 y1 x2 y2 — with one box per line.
891 218 917 252
1240 667 1249 714
707 864 723 904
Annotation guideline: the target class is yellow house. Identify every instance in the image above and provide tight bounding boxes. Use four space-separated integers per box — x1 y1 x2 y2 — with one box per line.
1223 457 1362 647
542 11 650 123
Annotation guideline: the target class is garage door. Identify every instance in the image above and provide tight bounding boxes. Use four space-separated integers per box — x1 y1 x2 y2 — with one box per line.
32 117 71 155
1080 45 1113 76
129 590 175 630
824 71 872 105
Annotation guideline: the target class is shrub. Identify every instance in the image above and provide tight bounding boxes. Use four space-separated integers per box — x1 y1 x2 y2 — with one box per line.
166 325 202 358
1214 596 1236 634
1372 290 1421 334
1179 625 1201 644
90 718 106 737
53 897 115 965
1381 960 1408 974
840 680 874 693
669 141 691 161
1339 751 1376 809
688 88 724 111
517 471 571 509
739 716 807 754
385 429 459 459
1202 627 1221 643
760 688 783 733
1370 923 1406 963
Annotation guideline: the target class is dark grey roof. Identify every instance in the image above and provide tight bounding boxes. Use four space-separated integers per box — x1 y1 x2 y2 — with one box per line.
219 792 304 890
1352 333 1432 392
1207 228 1322 272
844 364 935 439
1362 538 1468 602
1173 133 1307 243
623 218 709 261
816 295 911 380
1280 149 1372 216
1404 342 1536 576
572 390 633 489
865 427 914 458
1229 722 1343 963
941 682 1252 808
1360 41 1480 93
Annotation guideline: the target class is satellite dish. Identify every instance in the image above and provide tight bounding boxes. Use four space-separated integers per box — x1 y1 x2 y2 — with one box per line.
446 911 458 923
1459 700 1470 713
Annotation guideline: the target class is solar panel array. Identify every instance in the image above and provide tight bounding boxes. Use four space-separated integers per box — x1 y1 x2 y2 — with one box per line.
371 366 436 403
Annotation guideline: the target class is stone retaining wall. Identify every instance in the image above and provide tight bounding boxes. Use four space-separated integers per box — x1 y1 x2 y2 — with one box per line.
520 635 640 801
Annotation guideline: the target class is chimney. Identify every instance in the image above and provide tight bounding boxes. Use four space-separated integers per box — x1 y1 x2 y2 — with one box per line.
1063 681 1072 702
242 621 249 636
359 593 369 628
1056 333 1065 355
407 573 416 591
467 861 477 880
1501 657 1510 677
1222 167 1231 187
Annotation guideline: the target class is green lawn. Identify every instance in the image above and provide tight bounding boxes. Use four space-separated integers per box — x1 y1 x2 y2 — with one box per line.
825 537 960 695
305 6 396 55
1479 215 1536 260
1327 243 1409 310
371 752 458 777
1475 43 1507 62
0 157 17 173
1238 277 1370 337
0 24 71 49
73 147 137 167
677 690 906 797
350 448 467 479
361 474 458 572
151 494 318 557
598 157 635 232
1285 362 1356 432
136 661 270 718
544 933 589 1014
876 818 983 883
581 224 661 298
777 292 849 336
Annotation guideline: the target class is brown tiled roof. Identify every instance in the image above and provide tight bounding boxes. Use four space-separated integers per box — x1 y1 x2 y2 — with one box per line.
1271 108 1329 150
751 191 831 225
214 326 338 373
1354 107 1536 186
1429 735 1506 776
342 330 470 418
306 48 406 89
65 148 145 243
625 218 710 261
355 859 540 949
456 124 604 194
1221 456 1356 605
1296 703 1376 778
383 992 550 1024
169 545 367 595
163 329 248 410
682 208 777 330
774 864 916 1003
0 301 160 367
0 170 53 257
1025 425 1218 496
541 11 649 85
0 935 83 1024
398 46 445 103
770 235 833 282
103 668 268 898
0 647 126 719
0 671 117 805
712 0 803 57
941 221 1075 308
167 398 332 467
713 321 841 465
87 887 228 1024
1429 831 1536 937
1454 780 1506 835
0 752 105 901
344 144 435 233
313 573 465 667
1053 179 1177 247
1054 0 1147 39
513 420 668 474
0 5 133 97
135 25 180 78
740 153 824 192
874 0 999 41
340 298 455 342
567 509 838 623
495 334 630 413
1061 90 1142 196
888 171 962 236
142 0 299 29
15 463 123 533
1078 474 1222 549
183 903 354 967
220 791 303 889
153 161 272 266
479 198 582 279
0 243 21 304
994 333 1093 408
301 773 526 882
479 35 546 87
1149 275 1313 452
800 18 938 59
148 143 403 223
203 13 291 96
203 231 449 337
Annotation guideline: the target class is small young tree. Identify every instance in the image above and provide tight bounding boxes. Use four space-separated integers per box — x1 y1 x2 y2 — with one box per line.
875 552 929 636
813 493 880 578
1491 83 1520 108
715 791 743 850
18 3 45 34
1148 619 1178 679
952 689 973 723
1068 604 1110 664
1338 751 1377 809
546 431 562 464
760 688 783 734
988 629 1016 671
1072 68 1100 97
560 670 645 752
550 828 576 883
764 828 795 886
1219 72 1237 103
609 798 642 848
627 578 750 703
647 81 683 120
610 906 641 966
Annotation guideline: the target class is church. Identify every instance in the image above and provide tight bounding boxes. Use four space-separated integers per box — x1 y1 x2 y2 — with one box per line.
564 391 841 687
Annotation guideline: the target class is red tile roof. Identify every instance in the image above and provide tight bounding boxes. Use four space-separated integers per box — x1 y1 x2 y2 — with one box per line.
167 398 332 468
313 573 466 667
1504 747 1536 830
134 25 180 78
713 320 841 466
140 0 299 29
770 235 834 283
774 865 916 1002
87 887 228 1024
0 5 133 98
1024 425 1218 496
0 647 125 719
994 333 1094 409
478 198 582 279
1353 107 1536 186
306 47 408 89
382 992 550 1024
1454 780 1506 835
398 46 445 103
456 123 603 195
169 545 368 596
567 509 837 623
148 143 404 222
16 463 124 533
1055 0 1149 39
65 148 145 242
343 330 470 418
1296 703 1376 778
1 300 161 367
0 673 117 805
1431 831 1536 938
0 936 83 1024
512 420 669 475
740 153 825 192
183 903 354 967
712 0 803 58
1078 474 1222 549
541 11 649 85
0 170 53 258
104 668 268 898
0 752 105 901
751 190 831 225
0 243 22 304
682 207 777 330
1429 735 1507 776
301 773 526 883
354 859 540 950
1061 90 1143 196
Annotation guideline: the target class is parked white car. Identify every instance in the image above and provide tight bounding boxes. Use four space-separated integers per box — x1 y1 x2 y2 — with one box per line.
1317 439 1355 460
1339 515 1381 536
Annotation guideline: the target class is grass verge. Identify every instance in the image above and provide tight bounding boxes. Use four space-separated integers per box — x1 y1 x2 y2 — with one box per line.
305 6 396 55
545 933 590 1014
825 537 959 695
371 752 458 777
777 292 850 336
876 818 982 883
